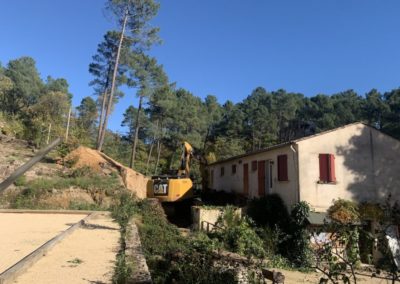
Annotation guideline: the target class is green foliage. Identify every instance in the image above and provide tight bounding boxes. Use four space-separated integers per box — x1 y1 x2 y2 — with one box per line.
110 191 137 284
212 206 266 258
134 200 235 283
68 201 105 211
76 97 97 144
13 175 27 186
246 198 313 268
282 202 313 268
111 191 137 234
112 251 132 284
247 194 290 228
56 142 76 159
2 57 44 115
0 112 25 138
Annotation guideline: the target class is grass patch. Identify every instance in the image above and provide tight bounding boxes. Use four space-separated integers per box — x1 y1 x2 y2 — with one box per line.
13 175 27 186
10 174 121 209
67 258 84 264
111 192 137 284
68 201 106 211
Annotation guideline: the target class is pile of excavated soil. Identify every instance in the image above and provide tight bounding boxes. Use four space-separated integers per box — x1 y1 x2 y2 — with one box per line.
64 146 112 174
65 146 149 199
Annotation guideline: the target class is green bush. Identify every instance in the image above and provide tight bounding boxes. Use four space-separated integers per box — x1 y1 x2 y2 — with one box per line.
247 194 290 229
135 200 235 283
0 113 25 138
281 201 313 268
212 206 266 258
56 142 78 159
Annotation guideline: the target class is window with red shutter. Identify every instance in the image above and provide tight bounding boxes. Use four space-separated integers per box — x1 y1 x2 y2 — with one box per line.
319 154 336 183
319 154 328 182
277 155 288 181
328 154 336 182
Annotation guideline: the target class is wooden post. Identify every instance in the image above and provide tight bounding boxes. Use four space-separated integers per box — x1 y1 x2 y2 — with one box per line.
65 106 72 142
46 123 52 145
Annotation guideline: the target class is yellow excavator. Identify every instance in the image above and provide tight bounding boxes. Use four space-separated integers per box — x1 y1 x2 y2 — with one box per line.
147 142 195 202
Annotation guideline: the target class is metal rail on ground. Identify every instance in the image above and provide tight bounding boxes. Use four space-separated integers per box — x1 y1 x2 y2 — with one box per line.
0 212 94 284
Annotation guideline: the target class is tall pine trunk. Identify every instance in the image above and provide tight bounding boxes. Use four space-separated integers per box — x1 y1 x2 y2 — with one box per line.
96 64 113 148
97 9 128 152
130 95 143 168
96 92 107 148
145 119 159 175
154 139 161 175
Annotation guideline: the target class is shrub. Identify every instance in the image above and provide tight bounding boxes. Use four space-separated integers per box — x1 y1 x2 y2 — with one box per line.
56 142 78 159
135 200 236 283
246 194 290 229
327 199 360 224
256 226 282 256
282 201 313 268
212 206 266 258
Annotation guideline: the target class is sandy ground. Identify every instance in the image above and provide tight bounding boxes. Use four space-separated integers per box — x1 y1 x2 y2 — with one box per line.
276 268 395 284
0 213 87 272
13 212 120 284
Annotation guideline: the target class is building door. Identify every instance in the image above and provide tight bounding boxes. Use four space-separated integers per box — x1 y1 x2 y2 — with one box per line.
243 163 249 196
258 161 265 197
265 160 273 195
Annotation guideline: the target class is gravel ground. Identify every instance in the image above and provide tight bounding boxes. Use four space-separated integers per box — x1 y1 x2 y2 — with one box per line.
12 212 120 284
0 213 87 272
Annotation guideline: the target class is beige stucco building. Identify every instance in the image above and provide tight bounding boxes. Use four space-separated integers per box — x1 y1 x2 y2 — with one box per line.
207 122 400 212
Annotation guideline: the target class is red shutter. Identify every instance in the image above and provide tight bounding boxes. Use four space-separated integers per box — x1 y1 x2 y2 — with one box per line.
319 154 328 182
328 154 336 182
258 161 265 197
278 155 288 181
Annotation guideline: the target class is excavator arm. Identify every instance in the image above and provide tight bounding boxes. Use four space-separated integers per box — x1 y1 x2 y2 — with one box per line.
177 141 193 177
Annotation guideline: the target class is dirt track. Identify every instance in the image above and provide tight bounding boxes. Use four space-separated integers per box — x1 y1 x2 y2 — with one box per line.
0 213 87 273
12 212 120 284
276 268 393 284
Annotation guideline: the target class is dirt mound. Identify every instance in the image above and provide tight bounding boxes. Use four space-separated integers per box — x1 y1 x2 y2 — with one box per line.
65 146 149 199
65 146 110 173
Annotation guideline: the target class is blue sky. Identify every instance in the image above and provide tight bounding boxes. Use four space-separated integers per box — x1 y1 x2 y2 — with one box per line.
1 0 399 132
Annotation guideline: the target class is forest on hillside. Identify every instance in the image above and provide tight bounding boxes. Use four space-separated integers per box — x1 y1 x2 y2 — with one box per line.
1 0 400 181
